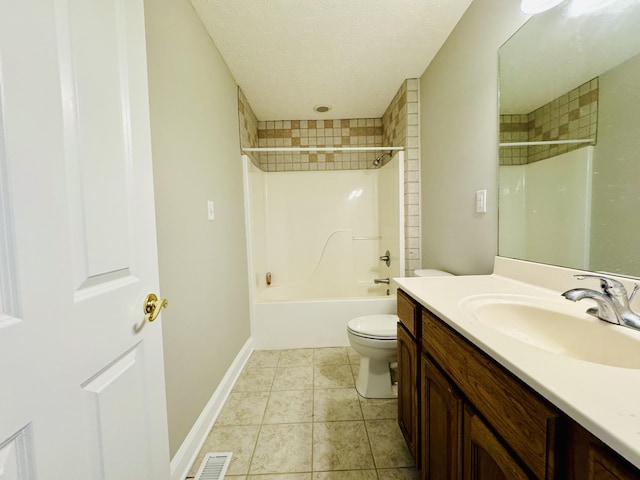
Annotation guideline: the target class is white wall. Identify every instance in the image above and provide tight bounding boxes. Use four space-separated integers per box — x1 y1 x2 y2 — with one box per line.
248 164 401 300
420 0 528 274
144 0 251 457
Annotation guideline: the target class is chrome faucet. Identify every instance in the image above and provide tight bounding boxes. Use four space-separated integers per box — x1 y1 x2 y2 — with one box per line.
562 274 640 331
374 278 390 285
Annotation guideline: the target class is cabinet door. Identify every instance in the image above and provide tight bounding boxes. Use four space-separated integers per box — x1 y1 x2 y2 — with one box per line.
568 421 640 480
463 407 530 480
398 323 419 462
589 446 640 480
422 354 463 479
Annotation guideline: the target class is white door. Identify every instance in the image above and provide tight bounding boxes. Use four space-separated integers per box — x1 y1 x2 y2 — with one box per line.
0 0 170 479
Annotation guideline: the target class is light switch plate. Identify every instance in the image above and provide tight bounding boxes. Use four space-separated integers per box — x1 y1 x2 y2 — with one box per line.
476 190 487 213
207 200 215 220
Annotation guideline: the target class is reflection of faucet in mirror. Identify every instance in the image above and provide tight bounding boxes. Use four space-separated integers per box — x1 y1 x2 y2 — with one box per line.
562 274 640 331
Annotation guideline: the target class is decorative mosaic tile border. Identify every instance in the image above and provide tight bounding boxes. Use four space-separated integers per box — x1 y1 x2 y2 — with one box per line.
500 78 598 165
256 119 383 171
238 88 258 149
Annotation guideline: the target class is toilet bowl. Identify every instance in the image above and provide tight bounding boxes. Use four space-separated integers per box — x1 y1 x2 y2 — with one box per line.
347 314 399 399
347 269 454 399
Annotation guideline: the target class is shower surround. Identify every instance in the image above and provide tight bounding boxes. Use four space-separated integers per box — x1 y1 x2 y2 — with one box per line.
243 153 403 348
238 79 421 275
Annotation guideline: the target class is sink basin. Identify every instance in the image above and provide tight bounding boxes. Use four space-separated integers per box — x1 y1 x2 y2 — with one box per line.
459 294 640 369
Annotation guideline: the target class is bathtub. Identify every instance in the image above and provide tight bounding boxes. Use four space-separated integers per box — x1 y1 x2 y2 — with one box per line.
252 284 397 349
242 153 404 349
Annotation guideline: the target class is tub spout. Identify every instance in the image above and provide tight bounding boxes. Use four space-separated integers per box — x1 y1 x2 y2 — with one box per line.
374 278 390 284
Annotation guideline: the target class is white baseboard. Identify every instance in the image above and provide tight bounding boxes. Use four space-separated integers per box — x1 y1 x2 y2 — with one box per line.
170 337 254 480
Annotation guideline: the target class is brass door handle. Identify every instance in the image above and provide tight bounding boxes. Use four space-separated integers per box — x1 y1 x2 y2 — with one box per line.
143 293 168 322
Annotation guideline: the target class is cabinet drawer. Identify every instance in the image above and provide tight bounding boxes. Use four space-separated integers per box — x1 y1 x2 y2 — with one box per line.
397 289 418 337
422 308 561 479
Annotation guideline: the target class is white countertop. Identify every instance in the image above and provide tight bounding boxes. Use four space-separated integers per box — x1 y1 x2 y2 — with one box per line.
394 258 640 469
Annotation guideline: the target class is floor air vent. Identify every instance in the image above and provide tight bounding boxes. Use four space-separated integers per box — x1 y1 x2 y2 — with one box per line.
194 452 232 480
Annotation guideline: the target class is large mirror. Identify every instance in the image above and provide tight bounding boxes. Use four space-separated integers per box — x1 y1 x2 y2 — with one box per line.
498 0 640 277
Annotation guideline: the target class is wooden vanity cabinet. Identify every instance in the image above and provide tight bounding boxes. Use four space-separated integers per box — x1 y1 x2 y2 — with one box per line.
397 289 420 463
422 307 561 479
398 289 640 479
422 352 532 480
398 289 561 479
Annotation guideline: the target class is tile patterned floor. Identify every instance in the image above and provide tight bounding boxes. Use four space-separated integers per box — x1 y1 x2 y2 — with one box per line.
187 347 418 480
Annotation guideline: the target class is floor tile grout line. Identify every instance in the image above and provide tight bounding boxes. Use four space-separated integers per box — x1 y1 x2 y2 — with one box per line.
194 347 415 478
244 349 279 477
363 414 382 479
355 380 382 479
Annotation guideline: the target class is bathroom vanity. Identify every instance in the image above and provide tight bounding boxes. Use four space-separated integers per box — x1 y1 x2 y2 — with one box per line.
395 259 640 479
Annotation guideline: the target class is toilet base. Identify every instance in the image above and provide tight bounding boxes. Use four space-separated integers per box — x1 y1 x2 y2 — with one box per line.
355 357 397 399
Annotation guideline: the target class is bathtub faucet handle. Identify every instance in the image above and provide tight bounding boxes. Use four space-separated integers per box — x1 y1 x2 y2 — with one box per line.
379 250 391 267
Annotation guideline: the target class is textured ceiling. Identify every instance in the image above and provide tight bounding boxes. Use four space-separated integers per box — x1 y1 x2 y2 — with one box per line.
190 0 473 121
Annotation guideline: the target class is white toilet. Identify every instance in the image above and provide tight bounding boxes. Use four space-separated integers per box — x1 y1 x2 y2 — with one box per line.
347 269 453 399
347 314 399 398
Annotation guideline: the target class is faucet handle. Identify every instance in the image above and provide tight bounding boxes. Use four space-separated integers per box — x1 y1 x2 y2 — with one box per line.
379 250 391 267
574 274 627 296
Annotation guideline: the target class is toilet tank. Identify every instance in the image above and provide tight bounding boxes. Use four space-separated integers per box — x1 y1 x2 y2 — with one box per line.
414 269 453 277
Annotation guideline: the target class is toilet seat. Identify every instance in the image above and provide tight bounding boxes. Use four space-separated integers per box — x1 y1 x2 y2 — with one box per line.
347 314 398 340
